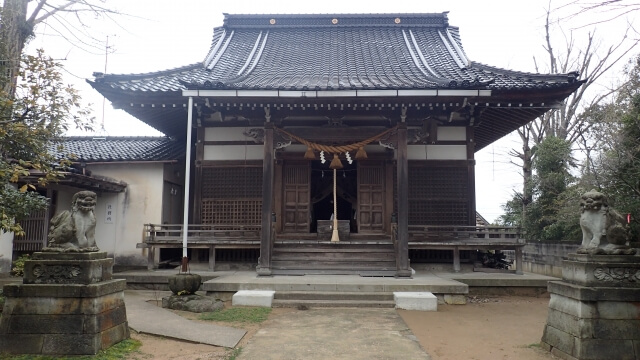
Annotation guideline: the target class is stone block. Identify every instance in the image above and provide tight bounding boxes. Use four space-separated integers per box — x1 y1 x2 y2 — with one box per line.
443 294 467 305
562 255 640 289
575 338 637 360
548 293 596 318
393 292 437 311
0 334 44 354
232 290 275 307
3 279 126 298
32 252 109 261
592 319 640 340
42 334 100 355
7 314 84 334
597 301 640 319
541 324 576 356
548 281 640 302
545 308 593 338
100 322 130 350
23 258 113 285
84 306 128 333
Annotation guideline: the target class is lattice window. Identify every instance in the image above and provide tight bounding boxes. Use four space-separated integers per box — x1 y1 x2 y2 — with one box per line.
201 199 262 225
201 166 263 225
202 167 262 199
407 164 469 225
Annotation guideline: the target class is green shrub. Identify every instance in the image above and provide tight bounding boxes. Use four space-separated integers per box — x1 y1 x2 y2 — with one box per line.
11 254 29 277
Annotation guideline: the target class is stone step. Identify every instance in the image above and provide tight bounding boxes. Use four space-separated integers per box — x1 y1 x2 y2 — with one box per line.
270 268 397 276
274 291 394 301
274 244 394 250
271 298 396 308
271 261 396 270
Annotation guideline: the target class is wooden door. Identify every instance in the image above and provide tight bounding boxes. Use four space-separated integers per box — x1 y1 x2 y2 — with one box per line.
283 161 310 233
358 161 385 232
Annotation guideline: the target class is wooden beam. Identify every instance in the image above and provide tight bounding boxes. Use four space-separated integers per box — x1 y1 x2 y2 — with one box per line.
396 123 411 277
257 122 274 276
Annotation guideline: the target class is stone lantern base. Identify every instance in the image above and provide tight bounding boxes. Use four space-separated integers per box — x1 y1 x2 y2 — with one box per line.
540 254 640 360
0 252 129 355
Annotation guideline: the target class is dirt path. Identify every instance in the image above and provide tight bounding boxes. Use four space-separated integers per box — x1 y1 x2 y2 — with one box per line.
398 296 558 360
129 296 558 360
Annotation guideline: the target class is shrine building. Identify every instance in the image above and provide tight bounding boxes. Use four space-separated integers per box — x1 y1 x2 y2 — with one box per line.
87 13 582 276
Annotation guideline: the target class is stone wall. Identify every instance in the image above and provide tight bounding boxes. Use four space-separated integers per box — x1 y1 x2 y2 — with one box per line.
522 242 580 278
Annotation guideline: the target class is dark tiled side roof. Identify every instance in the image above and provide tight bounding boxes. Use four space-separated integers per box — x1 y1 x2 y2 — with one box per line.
90 13 580 93
52 137 185 162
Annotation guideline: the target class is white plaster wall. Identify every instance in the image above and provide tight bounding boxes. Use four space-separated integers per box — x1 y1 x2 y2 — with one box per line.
0 231 14 274
50 163 165 268
437 127 466 141
91 163 164 268
204 145 263 160
204 127 248 141
407 145 468 160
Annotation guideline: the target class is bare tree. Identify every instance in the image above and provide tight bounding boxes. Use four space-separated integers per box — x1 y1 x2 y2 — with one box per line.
0 0 121 95
508 3 639 220
556 0 640 28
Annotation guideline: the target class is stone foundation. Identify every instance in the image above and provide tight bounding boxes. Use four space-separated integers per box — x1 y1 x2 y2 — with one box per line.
0 252 129 355
540 254 640 360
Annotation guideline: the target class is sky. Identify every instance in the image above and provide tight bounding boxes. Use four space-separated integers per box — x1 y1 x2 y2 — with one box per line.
25 0 638 223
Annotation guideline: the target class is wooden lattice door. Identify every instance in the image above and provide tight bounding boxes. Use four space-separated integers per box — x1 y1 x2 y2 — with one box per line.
283 161 310 233
358 161 385 232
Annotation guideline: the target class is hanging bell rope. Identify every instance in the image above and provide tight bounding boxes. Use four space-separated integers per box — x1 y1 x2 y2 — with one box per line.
275 126 397 163
331 168 339 242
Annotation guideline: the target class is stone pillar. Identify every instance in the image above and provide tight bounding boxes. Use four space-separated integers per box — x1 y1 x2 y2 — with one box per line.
541 254 640 360
0 252 129 355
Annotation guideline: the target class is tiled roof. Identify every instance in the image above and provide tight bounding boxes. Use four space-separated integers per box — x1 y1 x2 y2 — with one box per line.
52 137 184 162
90 13 579 93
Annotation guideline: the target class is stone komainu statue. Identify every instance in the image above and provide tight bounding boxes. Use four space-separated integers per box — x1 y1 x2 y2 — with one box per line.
43 190 99 252
577 189 636 255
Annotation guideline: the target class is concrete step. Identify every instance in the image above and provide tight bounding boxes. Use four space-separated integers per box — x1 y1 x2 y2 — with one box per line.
275 291 394 301
272 298 395 308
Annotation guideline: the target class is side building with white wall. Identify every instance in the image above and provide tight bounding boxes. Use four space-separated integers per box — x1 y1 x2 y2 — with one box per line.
0 136 185 274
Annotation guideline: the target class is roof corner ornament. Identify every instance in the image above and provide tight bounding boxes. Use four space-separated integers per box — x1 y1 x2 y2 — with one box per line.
378 128 398 150
243 128 264 143
407 129 428 144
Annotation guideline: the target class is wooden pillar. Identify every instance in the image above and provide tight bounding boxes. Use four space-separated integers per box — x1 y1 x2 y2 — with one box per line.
257 122 274 276
193 126 205 224
396 123 411 277
467 127 476 225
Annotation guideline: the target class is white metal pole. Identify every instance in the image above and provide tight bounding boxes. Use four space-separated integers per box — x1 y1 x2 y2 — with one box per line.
181 96 194 271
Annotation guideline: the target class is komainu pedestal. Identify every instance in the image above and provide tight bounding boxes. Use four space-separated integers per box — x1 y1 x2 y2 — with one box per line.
541 254 640 360
0 252 129 355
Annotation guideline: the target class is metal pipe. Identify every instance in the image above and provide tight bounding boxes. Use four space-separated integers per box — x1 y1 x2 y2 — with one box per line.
181 96 194 271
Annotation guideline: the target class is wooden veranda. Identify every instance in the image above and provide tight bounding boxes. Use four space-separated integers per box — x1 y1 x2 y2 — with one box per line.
140 223 524 274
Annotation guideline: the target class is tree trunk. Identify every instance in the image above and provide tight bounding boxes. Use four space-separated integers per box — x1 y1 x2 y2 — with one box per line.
0 0 31 96
521 142 533 228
